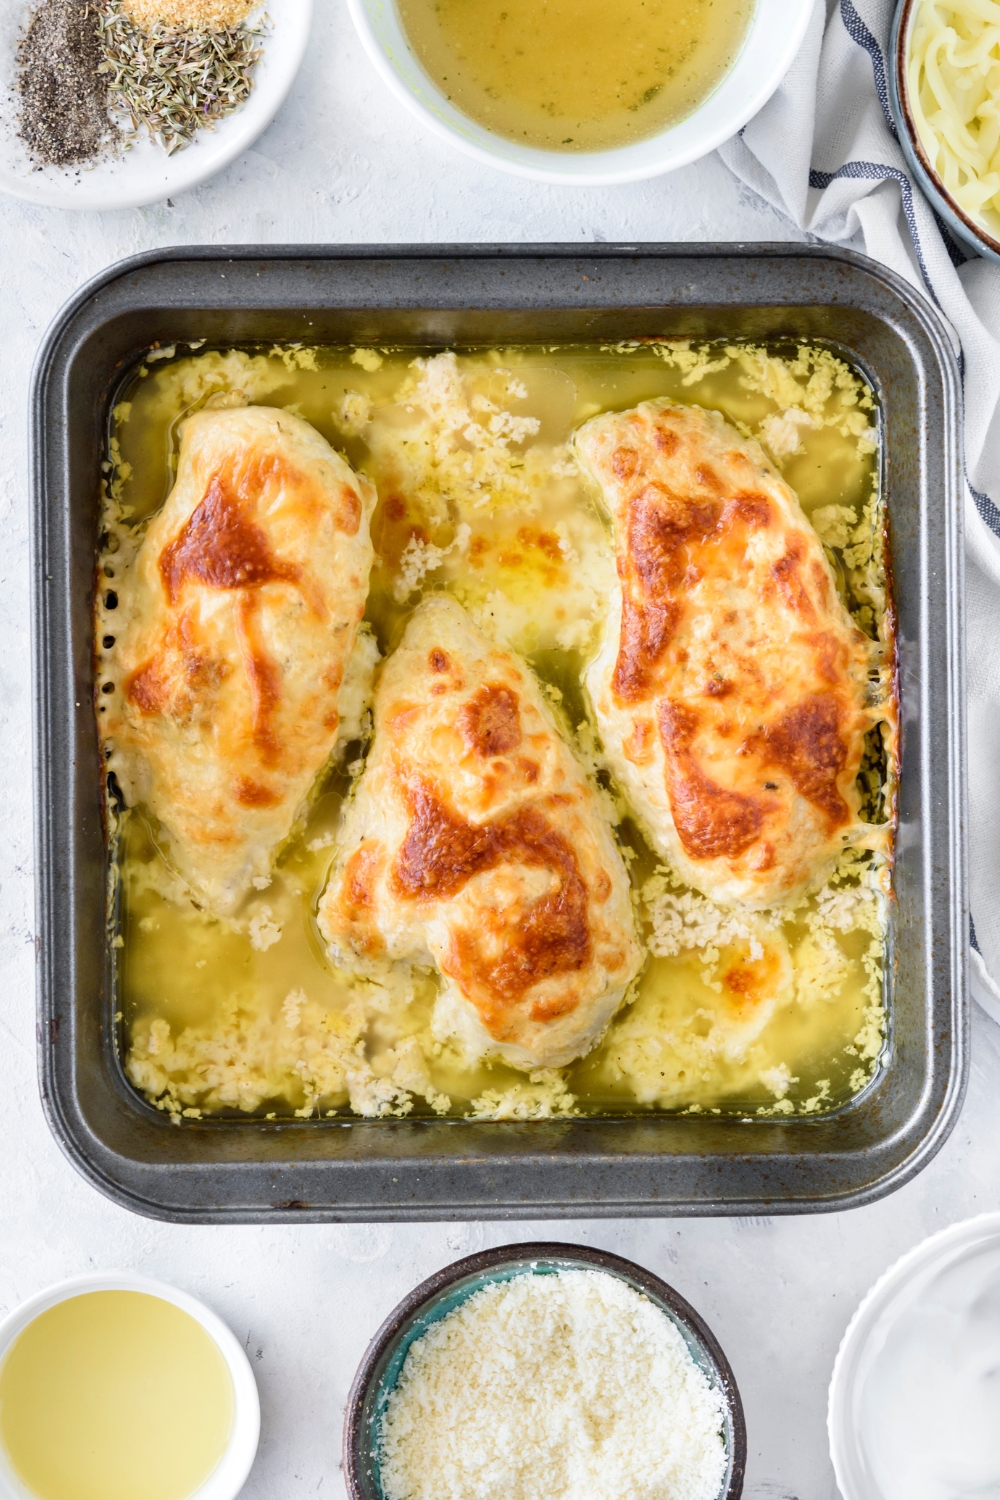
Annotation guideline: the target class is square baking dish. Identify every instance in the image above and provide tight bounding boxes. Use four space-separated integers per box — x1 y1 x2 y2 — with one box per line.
30 243 967 1222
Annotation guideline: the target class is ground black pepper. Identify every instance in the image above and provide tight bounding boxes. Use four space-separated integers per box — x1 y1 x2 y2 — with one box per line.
16 0 115 168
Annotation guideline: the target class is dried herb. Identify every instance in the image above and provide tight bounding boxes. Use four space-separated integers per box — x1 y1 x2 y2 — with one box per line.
17 0 113 168
97 0 264 155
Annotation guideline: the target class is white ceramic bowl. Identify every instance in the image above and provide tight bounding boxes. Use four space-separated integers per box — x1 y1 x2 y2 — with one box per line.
828 1213 1000 1500
0 0 312 211
0 1271 260 1500
346 0 813 185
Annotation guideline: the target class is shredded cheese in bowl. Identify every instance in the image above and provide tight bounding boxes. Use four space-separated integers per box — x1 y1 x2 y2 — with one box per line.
907 0 1000 239
373 1268 731 1500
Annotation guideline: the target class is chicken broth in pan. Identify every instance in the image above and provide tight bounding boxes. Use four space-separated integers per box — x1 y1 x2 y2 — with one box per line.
100 340 894 1122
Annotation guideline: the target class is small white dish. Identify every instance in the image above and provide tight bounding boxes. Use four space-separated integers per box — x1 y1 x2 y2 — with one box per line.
828 1213 1000 1500
0 0 312 210
0 1271 260 1500
345 0 813 186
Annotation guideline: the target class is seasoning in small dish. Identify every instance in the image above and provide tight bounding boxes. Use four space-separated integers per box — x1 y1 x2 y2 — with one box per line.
15 0 112 167
376 1268 728 1500
12 0 267 167
97 0 266 155
121 0 257 27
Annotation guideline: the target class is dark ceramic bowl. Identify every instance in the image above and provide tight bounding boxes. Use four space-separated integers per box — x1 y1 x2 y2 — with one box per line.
343 1242 746 1500
891 0 1000 263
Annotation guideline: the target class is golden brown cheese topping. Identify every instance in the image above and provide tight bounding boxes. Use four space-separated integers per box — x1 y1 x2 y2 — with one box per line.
576 399 880 908
100 406 375 916
317 596 642 1070
394 783 591 1028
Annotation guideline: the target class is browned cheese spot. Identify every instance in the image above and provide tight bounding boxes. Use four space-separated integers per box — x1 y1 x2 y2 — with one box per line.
159 472 300 603
721 938 786 1010
695 464 724 493
727 492 772 530
622 718 655 765
651 424 680 455
611 482 720 702
459 683 522 757
753 694 851 831
659 700 765 860
611 445 639 479
334 843 385 955
391 779 591 1025
157 468 312 763
233 776 281 808
338 481 362 536
770 537 816 620
811 558 832 607
124 660 168 714
345 844 380 912
235 595 283 765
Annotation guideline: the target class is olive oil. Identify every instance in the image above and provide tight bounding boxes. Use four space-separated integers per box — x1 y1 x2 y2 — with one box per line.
0 1292 234 1500
397 0 756 152
105 339 890 1122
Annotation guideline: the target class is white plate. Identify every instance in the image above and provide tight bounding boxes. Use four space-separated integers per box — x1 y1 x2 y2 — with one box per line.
346 0 813 186
0 0 312 210
828 1213 1000 1500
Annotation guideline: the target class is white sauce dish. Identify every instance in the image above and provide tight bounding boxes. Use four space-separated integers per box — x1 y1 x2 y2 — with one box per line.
829 1213 1000 1500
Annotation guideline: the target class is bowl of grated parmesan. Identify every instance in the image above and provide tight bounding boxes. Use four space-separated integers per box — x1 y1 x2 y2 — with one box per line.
344 1242 745 1500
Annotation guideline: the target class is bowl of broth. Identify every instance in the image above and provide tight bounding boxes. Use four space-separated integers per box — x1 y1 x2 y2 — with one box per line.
0 1273 259 1500
346 0 813 183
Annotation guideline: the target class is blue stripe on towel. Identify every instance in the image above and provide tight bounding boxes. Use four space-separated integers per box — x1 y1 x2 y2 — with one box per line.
839 0 897 136
967 473 1000 538
808 161 935 296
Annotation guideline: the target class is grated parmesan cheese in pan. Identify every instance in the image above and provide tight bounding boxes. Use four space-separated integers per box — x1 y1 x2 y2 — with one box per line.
377 1269 727 1500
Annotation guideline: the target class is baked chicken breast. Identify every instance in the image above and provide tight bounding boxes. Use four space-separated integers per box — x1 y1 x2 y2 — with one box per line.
101 406 376 916
317 596 642 1070
576 399 876 908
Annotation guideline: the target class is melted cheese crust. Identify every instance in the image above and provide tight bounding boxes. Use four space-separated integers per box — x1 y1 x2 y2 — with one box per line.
577 399 875 908
317 596 642 1069
102 406 375 915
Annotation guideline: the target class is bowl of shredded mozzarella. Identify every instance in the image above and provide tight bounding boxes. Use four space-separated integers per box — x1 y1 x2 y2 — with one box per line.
892 0 1000 261
343 1242 746 1500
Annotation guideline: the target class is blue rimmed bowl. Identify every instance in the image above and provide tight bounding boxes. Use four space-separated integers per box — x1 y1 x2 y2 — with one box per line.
890 0 1000 264
343 1241 746 1500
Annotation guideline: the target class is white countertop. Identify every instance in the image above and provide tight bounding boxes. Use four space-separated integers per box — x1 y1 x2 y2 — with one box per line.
2 5 997 1497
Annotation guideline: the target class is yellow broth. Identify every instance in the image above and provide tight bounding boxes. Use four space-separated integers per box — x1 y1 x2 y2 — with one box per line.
0 1292 233 1500
397 0 756 152
102 340 891 1122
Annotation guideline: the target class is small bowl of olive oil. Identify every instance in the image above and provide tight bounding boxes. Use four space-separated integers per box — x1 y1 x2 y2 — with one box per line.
346 0 812 184
0 1272 259 1500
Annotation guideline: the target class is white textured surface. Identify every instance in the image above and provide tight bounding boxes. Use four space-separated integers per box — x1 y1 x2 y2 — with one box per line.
0 4 997 1499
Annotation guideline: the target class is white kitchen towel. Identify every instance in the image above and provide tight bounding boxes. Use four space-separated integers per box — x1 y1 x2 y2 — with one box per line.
718 0 1000 1023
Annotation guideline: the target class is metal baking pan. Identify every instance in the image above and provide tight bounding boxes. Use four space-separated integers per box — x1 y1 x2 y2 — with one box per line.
30 243 967 1222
